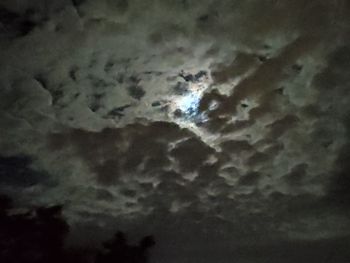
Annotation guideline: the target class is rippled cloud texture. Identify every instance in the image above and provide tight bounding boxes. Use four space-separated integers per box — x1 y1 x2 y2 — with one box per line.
0 0 350 262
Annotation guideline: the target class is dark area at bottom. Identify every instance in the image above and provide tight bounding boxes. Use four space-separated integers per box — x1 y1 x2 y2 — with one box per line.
0 194 155 263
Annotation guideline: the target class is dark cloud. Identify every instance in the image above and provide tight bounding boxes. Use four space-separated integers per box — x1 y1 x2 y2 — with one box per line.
210 52 259 84
283 163 308 187
266 115 299 139
199 36 319 134
220 140 254 155
96 189 115 201
326 120 350 208
170 137 215 172
309 44 350 209
0 1 350 262
0 6 39 39
49 121 195 185
238 171 261 186
0 155 55 188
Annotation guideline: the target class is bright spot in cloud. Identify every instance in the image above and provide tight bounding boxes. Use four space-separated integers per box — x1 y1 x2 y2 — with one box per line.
170 81 209 123
176 91 201 116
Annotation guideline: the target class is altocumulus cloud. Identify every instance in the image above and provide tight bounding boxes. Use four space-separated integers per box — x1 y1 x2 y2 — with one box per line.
0 0 350 262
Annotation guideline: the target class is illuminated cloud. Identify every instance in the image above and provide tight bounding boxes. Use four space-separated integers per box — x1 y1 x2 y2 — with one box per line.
0 0 350 261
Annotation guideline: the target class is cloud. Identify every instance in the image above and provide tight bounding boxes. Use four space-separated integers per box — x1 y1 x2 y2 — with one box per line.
0 155 56 189
0 1 350 261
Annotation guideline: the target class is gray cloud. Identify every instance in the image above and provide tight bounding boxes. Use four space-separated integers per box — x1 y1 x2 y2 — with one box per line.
0 0 350 261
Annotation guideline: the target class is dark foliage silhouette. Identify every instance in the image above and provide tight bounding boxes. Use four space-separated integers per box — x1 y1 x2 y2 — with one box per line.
0 195 155 263
0 195 69 263
95 231 155 263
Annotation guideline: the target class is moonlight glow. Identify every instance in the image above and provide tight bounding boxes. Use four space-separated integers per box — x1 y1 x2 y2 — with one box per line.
0 1 349 262
175 91 201 116
170 79 209 123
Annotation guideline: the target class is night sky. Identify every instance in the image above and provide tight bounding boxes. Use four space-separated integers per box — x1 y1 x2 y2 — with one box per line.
0 0 350 262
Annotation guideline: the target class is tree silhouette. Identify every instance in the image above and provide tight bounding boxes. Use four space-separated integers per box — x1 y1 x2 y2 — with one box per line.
0 194 156 263
0 195 69 263
95 231 155 263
